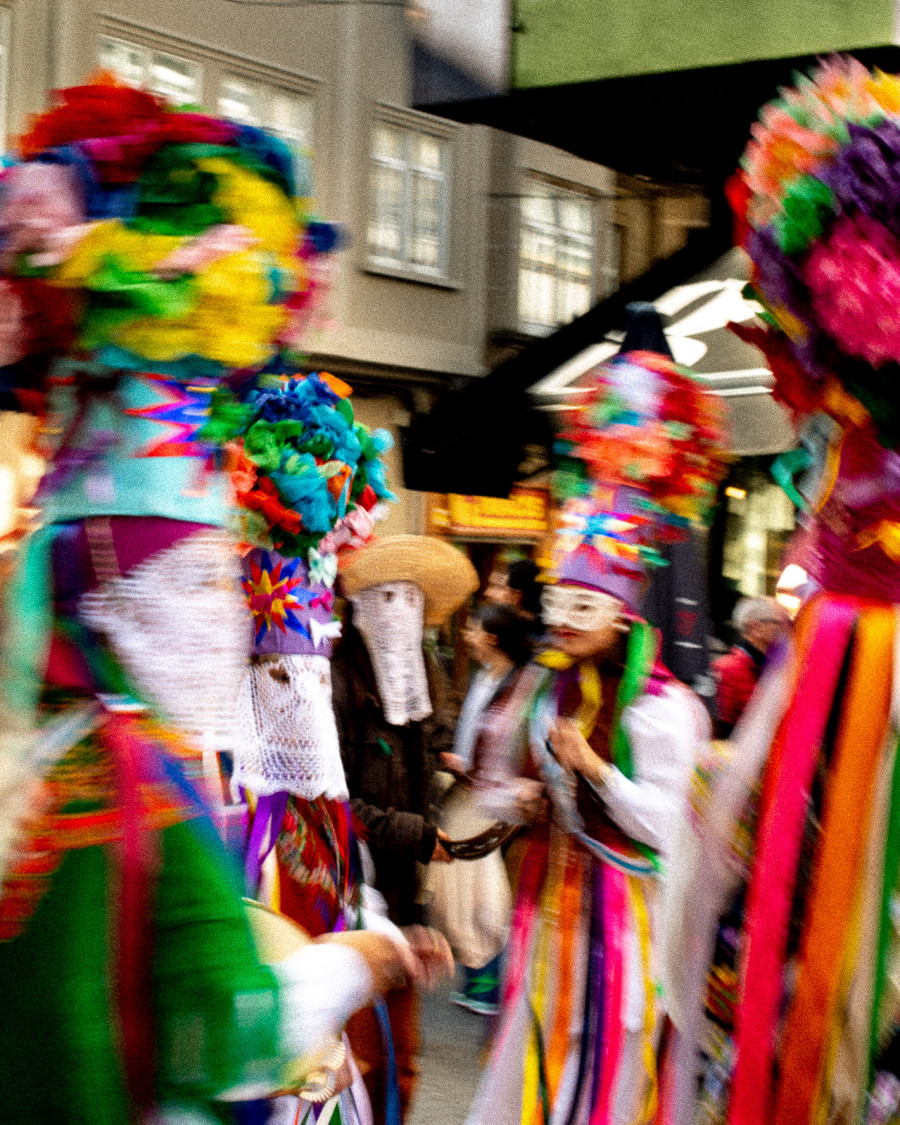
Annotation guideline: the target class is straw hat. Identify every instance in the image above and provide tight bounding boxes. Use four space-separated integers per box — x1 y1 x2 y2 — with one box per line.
340 535 478 626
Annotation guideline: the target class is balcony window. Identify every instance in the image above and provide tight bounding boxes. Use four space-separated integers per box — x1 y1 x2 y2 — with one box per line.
368 122 449 277
99 36 202 106
519 182 595 334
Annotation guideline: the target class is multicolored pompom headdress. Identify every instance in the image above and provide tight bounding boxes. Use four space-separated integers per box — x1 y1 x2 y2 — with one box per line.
0 73 337 410
220 369 395 656
731 56 900 444
551 350 728 608
732 57 900 599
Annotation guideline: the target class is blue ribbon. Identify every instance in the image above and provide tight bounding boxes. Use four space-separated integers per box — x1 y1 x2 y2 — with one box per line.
373 1000 401 1125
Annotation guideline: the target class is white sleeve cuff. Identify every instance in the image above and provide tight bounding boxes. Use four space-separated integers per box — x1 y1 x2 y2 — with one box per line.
271 943 374 1058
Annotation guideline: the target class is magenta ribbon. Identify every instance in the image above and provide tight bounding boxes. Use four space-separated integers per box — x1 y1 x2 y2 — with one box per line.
728 597 859 1125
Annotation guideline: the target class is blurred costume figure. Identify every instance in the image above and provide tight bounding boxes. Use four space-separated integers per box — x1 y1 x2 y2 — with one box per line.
465 352 725 1125
223 370 396 1124
335 535 478 1121
711 597 789 738
0 77 398 1123
663 58 900 1125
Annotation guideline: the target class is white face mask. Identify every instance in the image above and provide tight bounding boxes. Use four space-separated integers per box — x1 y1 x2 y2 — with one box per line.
541 584 623 634
79 529 247 752
232 654 348 801
352 581 432 727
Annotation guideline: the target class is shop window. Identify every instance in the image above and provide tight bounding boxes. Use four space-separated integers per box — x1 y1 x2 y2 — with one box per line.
519 181 595 334
99 35 202 106
720 467 796 598
368 120 450 277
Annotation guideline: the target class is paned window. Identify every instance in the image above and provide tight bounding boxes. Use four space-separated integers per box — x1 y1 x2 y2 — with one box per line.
99 36 202 106
218 76 312 148
368 122 449 276
219 76 314 192
519 182 595 333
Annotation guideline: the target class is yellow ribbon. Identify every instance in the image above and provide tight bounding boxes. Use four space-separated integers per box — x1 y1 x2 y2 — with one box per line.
521 835 567 1125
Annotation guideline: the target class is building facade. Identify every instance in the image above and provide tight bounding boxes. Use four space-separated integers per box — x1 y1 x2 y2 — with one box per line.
0 0 714 545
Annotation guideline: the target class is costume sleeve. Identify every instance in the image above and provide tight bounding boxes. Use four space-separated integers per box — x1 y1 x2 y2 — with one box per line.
348 798 437 864
268 943 374 1061
714 651 756 735
595 686 707 856
154 817 380 1103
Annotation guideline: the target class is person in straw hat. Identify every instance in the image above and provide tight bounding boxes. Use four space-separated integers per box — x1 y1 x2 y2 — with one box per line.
334 534 479 1122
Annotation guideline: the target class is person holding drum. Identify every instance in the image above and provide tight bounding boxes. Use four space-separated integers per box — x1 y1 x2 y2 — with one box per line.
432 603 533 1015
463 350 724 1125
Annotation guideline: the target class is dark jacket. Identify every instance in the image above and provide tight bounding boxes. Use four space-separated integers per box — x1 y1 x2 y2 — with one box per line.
331 624 453 925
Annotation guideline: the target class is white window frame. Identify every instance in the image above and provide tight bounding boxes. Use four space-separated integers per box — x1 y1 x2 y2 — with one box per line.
97 18 320 141
518 179 598 335
98 34 203 106
368 105 454 282
217 74 313 149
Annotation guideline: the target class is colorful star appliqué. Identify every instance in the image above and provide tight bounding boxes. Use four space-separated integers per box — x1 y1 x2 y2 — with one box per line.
242 552 314 645
125 374 216 458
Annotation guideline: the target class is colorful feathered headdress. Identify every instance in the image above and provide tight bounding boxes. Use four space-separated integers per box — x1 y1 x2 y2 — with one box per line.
732 56 900 445
551 350 728 606
208 369 395 652
0 73 339 411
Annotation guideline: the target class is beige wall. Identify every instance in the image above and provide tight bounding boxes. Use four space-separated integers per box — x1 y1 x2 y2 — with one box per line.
349 392 425 537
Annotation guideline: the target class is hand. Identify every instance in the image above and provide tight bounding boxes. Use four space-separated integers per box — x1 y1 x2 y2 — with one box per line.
402 925 454 990
513 778 550 824
440 752 467 776
431 829 453 864
321 930 418 997
550 719 609 786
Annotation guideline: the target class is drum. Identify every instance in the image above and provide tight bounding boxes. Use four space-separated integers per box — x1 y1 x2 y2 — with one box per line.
243 898 348 1103
437 778 519 860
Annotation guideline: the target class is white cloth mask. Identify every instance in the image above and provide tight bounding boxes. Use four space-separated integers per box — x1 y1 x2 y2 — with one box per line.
232 654 348 800
79 529 246 753
351 581 432 727
542 584 623 634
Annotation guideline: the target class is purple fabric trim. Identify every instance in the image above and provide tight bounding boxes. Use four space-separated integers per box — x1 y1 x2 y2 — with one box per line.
588 862 607 1118
557 546 644 610
52 516 211 602
243 791 289 896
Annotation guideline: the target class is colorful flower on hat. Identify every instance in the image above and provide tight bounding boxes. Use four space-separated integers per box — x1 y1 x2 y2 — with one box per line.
241 551 316 645
212 370 394 561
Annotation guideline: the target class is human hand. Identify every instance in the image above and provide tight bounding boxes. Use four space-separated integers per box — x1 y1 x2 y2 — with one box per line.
321 930 418 997
550 719 596 775
514 778 550 824
402 925 454 990
440 752 467 776
432 829 453 863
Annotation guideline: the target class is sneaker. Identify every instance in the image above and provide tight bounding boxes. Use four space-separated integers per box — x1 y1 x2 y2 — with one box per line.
450 990 499 1016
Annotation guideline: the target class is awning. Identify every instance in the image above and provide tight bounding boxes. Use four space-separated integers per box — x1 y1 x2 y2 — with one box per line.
401 230 794 496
